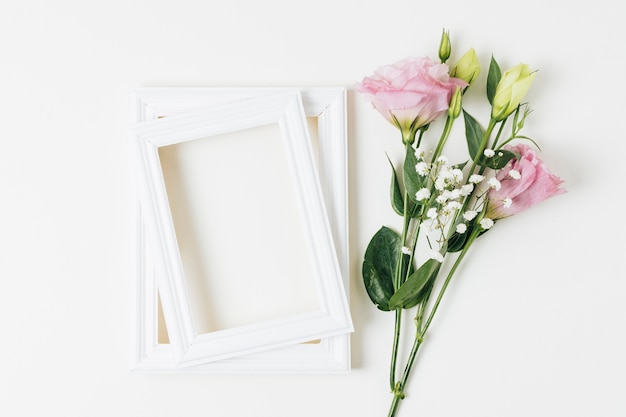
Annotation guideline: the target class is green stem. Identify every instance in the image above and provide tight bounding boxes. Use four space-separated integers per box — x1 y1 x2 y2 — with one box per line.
387 336 423 417
389 150 413 391
453 118 498 227
466 118 497 181
386 226 481 417
390 309 402 392
431 115 454 162
421 227 480 335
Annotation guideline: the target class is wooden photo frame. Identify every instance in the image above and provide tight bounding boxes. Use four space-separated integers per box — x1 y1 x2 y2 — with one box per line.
129 88 351 372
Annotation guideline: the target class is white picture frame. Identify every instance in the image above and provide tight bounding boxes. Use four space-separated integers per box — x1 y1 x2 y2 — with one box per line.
129 87 351 372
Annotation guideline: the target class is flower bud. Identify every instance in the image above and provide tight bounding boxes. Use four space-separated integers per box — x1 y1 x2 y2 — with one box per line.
438 29 451 63
491 63 536 121
448 86 462 119
450 48 481 86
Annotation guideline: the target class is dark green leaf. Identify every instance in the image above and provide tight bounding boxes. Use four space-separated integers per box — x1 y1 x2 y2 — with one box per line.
403 145 422 204
480 149 516 170
448 221 493 253
487 55 501 105
447 223 474 252
387 155 404 216
463 110 484 161
362 226 402 311
388 258 441 310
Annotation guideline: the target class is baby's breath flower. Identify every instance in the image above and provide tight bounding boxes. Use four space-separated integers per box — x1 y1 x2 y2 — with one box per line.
436 155 449 165
483 148 495 158
480 218 494 230
434 177 446 191
414 147 425 160
415 188 431 201
456 223 467 234
427 207 438 219
469 174 484 184
463 210 478 221
448 189 461 200
401 246 412 255
503 197 512 208
508 169 521 179
451 168 464 183
460 184 474 196
415 161 429 176
444 201 462 212
488 177 501 190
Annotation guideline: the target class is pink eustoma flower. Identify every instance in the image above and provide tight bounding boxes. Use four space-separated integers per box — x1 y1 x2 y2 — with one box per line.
486 143 566 219
356 56 467 143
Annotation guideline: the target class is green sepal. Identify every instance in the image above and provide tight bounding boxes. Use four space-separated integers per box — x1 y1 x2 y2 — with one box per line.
403 145 422 205
486 55 502 105
387 155 405 216
463 110 484 161
388 258 441 310
362 226 402 311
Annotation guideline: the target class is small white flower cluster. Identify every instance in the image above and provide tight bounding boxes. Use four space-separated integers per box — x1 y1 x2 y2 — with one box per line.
414 153 475 241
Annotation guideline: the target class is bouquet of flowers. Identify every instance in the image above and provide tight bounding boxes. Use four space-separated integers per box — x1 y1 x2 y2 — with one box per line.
356 30 566 417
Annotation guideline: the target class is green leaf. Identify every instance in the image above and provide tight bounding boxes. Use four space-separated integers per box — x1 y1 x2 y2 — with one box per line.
387 155 404 216
447 224 474 252
481 149 516 170
403 145 421 204
487 55 502 105
388 258 441 310
463 110 484 161
362 226 402 311
448 221 492 252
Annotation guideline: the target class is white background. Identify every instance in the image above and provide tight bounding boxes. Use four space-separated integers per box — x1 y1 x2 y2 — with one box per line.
1 1 624 416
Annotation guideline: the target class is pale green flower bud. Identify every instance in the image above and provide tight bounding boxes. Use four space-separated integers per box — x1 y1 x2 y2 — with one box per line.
448 86 462 119
438 29 451 63
491 63 536 122
450 48 481 86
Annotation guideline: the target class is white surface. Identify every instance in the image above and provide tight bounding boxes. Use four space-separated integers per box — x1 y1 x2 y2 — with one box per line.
0 1 624 416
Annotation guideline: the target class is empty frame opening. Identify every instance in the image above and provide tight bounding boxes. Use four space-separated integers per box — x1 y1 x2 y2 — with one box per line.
158 122 320 335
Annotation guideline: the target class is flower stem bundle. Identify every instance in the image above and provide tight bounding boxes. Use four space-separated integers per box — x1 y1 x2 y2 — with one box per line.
356 29 566 417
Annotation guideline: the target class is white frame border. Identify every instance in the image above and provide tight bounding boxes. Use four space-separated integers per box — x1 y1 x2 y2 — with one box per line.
130 87 351 372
